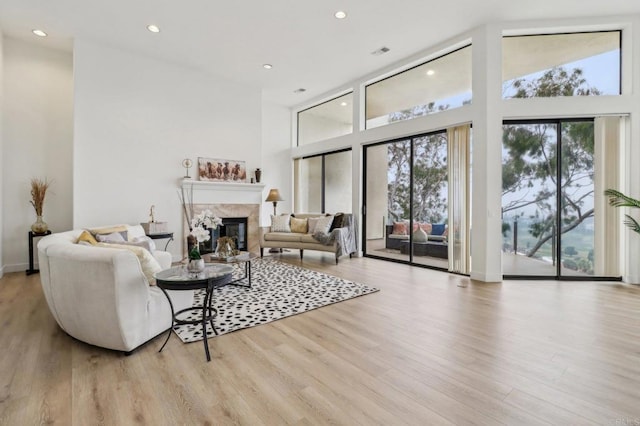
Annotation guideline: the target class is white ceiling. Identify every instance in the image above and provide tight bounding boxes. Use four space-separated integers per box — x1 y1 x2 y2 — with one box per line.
1 1 639 108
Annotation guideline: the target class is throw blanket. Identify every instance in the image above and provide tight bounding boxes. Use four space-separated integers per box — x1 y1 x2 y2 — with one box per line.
312 214 357 257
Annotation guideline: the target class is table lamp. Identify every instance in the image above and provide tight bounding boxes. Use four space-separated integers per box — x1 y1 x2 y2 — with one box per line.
265 188 284 216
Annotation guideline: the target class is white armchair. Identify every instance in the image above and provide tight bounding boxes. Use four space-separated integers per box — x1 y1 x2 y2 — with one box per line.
37 225 192 353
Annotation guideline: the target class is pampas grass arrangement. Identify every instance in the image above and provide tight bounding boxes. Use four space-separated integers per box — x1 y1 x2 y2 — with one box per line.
30 178 52 216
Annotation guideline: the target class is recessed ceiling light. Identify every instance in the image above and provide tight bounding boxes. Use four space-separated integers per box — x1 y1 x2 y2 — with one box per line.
263 64 273 69
426 69 435 76
294 88 306 94
147 24 160 33
340 102 348 106
334 11 347 19
32 29 47 37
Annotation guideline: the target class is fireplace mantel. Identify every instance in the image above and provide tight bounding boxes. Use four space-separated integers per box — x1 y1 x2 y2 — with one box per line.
180 179 265 192
180 179 265 205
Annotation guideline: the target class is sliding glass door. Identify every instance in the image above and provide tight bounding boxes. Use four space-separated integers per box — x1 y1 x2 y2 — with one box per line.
501 119 603 278
364 140 411 264
364 130 461 271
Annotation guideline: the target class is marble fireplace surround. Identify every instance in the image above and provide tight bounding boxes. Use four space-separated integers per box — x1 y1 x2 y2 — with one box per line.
181 180 265 257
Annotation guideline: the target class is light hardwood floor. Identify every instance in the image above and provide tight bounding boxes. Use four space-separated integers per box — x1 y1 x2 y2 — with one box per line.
1 251 640 425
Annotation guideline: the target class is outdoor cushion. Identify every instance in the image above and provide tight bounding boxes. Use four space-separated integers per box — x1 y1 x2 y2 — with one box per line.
431 224 446 235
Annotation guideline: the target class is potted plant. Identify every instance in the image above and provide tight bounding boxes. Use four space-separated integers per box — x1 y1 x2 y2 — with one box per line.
187 209 222 273
29 178 52 234
604 189 640 234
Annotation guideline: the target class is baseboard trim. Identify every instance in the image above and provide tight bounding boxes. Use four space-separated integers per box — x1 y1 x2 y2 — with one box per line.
2 263 30 274
623 275 640 285
470 271 502 283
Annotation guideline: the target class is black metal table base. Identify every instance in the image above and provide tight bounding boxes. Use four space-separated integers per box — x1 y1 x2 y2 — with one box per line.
158 303 218 362
227 261 252 288
157 272 231 362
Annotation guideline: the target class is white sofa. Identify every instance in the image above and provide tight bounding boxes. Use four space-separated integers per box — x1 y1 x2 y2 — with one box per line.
37 225 193 354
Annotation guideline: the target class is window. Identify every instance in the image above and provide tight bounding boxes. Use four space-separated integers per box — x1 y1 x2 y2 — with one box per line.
365 45 472 129
502 31 621 98
297 93 353 146
294 149 352 213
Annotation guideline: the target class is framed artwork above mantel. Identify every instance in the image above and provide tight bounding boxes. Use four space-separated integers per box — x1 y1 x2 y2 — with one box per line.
198 158 247 182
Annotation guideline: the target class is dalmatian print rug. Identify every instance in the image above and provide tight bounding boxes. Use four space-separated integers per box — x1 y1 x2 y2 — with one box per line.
173 257 379 343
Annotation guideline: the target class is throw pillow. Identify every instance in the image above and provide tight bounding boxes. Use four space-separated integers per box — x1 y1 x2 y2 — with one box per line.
96 242 162 285
431 224 445 236
103 239 155 252
290 217 308 234
90 225 128 241
392 221 407 235
76 230 98 245
133 236 156 251
96 232 126 243
330 213 344 231
307 217 320 234
271 214 291 232
313 215 334 234
419 223 433 234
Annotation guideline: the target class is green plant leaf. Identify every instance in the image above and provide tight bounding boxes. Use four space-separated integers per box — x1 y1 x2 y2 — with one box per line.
189 245 202 260
604 189 640 209
623 214 640 235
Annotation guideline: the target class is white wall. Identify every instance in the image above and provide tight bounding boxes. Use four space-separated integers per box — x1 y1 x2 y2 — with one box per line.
0 31 4 277
73 40 262 260
260 102 292 226
2 38 74 273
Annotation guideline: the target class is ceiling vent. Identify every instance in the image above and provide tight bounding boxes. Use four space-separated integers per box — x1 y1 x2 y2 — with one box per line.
293 88 307 94
371 46 390 56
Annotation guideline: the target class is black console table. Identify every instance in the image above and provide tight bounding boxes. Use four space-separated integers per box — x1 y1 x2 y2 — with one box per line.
27 230 52 275
145 232 174 251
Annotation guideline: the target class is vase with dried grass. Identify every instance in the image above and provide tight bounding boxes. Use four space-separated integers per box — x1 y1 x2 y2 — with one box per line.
30 178 52 234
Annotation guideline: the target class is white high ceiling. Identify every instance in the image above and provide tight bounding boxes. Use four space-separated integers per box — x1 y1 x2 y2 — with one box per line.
1 1 639 108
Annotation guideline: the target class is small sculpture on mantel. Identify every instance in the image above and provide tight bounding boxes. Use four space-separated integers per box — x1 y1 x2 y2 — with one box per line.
149 205 156 223
182 158 193 179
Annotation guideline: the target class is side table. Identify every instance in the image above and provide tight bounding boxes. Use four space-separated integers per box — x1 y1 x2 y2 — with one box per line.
155 264 234 361
146 231 174 251
26 230 52 275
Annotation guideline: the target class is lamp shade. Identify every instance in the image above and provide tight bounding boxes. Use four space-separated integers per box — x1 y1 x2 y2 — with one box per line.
265 188 284 202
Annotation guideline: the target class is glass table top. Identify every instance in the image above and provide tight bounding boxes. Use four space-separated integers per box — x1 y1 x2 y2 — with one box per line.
154 264 234 282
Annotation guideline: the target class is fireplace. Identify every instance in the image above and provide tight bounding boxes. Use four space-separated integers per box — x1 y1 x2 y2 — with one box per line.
185 203 261 256
198 217 248 254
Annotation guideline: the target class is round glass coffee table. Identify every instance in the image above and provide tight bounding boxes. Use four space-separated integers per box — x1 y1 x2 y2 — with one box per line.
155 264 234 362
